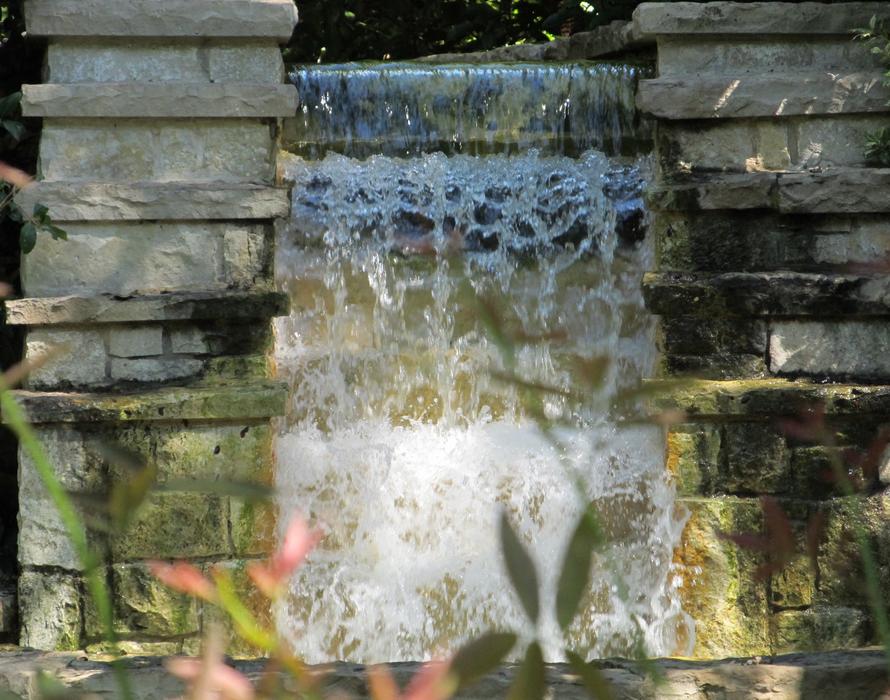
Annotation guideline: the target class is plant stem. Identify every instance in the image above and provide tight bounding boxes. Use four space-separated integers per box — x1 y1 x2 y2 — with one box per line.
0 380 135 700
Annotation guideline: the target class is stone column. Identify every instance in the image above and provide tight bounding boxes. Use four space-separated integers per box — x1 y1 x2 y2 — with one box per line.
10 0 297 653
636 1 890 657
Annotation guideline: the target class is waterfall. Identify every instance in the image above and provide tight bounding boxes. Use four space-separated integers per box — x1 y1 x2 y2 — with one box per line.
284 62 652 158
273 62 688 664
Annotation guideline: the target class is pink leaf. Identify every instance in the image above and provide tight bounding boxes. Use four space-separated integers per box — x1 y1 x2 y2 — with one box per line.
149 561 216 602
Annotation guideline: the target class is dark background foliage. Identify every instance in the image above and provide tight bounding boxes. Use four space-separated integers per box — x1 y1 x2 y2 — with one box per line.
284 0 641 64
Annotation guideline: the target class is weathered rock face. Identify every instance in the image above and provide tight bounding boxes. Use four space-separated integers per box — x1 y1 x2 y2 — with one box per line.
636 0 890 658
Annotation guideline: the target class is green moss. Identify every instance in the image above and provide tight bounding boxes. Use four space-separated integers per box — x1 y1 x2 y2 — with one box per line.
675 497 770 657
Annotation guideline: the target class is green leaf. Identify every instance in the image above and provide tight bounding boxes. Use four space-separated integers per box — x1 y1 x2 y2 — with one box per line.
556 506 604 630
449 631 517 690
500 510 540 624
213 568 277 651
32 202 49 222
0 91 21 118
7 204 23 223
565 651 613 700
44 224 67 241
507 642 545 700
20 222 36 254
1 119 25 141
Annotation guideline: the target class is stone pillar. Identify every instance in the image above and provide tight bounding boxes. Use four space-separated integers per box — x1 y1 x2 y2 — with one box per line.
636 1 890 657
10 0 297 652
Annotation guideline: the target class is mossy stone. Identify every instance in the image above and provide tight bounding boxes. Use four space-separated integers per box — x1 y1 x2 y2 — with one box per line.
674 497 770 657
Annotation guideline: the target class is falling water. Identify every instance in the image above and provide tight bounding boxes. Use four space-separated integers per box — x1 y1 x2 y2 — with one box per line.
273 63 688 664
284 62 652 158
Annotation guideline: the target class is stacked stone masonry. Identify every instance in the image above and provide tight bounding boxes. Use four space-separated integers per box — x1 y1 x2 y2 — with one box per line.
636 2 890 657
8 0 298 653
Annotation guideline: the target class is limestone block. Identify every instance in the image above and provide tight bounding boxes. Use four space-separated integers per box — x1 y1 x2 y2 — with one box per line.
224 227 269 287
643 271 890 318
771 607 868 654
660 352 767 380
674 497 770 657
794 115 885 170
770 321 890 380
666 424 721 495
108 326 163 358
657 37 884 76
22 222 254 297
18 570 82 650
18 428 104 571
26 0 299 41
791 447 849 499
24 82 297 119
15 181 291 222
633 2 890 35
652 378 890 419
657 121 790 174
110 492 228 561
169 327 211 355
152 423 272 482
6 290 289 326
661 317 767 356
638 73 890 120
778 168 890 214
10 382 288 424
817 495 890 606
654 211 890 273
720 423 790 494
646 173 777 211
770 554 816 609
47 41 285 83
110 358 204 383
39 120 274 183
25 328 107 388
84 564 199 639
0 587 16 637
201 560 272 659
230 498 277 558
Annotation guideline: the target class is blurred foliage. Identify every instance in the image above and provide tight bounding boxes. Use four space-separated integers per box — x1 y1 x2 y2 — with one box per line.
284 0 641 64
858 17 890 165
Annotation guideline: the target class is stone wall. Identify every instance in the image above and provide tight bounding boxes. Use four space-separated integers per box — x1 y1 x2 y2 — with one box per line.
636 1 890 657
9 0 297 653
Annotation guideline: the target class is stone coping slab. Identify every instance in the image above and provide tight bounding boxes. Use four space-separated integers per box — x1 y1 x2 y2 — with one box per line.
0 648 886 699
633 2 890 36
650 377 890 418
22 83 299 119
25 0 299 41
15 182 291 222
647 169 890 213
5 290 289 326
638 72 890 120
643 271 890 318
6 382 287 424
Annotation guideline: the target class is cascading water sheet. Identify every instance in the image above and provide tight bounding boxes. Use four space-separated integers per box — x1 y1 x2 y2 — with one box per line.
285 62 651 158
273 145 690 663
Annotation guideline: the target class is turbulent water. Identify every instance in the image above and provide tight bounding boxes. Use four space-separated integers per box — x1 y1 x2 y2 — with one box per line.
273 62 687 664
286 62 651 158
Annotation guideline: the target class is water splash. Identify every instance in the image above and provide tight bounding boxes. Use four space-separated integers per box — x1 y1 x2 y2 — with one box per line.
273 150 690 663
285 62 652 158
